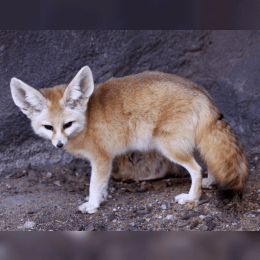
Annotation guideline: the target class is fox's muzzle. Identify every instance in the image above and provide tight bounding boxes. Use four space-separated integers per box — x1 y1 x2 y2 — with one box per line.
56 142 63 148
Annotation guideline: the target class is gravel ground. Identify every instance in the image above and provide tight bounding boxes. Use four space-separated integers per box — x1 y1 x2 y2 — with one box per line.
0 155 260 231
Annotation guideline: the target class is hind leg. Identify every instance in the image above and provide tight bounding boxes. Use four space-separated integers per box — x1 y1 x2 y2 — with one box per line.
202 171 217 188
158 142 202 204
174 158 202 204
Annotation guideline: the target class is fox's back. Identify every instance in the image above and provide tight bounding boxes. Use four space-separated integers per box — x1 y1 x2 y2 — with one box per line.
83 71 220 155
89 71 215 116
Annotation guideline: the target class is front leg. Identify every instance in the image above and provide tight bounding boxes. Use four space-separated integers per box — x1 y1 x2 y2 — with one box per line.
79 156 111 214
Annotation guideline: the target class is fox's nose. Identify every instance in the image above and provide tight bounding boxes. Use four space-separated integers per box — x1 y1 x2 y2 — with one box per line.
56 142 63 148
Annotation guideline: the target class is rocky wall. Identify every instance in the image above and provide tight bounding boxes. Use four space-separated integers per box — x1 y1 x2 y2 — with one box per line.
1 30 259 174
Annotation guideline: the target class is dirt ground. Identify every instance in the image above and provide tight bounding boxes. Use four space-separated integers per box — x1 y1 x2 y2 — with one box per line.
0 155 260 231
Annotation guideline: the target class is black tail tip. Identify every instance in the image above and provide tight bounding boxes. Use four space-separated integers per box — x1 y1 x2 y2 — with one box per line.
216 188 243 202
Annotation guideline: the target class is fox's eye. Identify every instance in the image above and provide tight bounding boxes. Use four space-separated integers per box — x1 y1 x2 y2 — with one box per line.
44 125 53 131
63 121 73 129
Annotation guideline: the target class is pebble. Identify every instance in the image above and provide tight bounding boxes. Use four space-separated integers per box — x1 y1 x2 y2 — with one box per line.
161 204 167 210
86 225 95 231
110 187 116 193
46 172 52 178
129 222 135 227
54 181 61 187
198 200 209 206
177 221 190 227
181 213 199 220
205 216 213 224
27 209 39 214
207 222 216 231
200 225 208 231
17 226 25 230
164 215 175 220
190 220 199 230
136 209 149 215
23 221 36 229
78 225 84 231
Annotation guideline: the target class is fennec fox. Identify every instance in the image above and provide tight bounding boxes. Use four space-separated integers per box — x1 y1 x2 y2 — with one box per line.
10 66 248 213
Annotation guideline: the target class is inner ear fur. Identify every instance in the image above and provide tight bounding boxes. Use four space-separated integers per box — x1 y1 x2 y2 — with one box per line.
10 78 47 117
63 66 94 109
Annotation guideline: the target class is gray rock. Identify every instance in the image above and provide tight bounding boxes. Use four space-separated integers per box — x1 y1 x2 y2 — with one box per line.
205 216 214 224
164 215 175 220
207 222 216 231
177 221 190 228
181 213 199 220
190 220 199 230
23 221 36 229
136 209 150 215
86 225 95 231
54 181 61 187
0 31 259 175
161 204 167 210
200 225 209 231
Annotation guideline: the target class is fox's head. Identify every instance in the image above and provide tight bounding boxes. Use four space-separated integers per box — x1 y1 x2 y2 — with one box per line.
10 66 94 148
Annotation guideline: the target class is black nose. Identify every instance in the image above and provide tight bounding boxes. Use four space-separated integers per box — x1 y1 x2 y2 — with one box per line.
57 142 63 148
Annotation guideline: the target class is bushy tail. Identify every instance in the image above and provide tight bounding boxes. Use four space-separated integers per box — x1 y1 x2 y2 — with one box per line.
197 116 249 200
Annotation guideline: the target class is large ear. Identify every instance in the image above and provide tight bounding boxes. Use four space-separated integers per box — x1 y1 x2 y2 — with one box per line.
63 66 94 109
10 78 46 118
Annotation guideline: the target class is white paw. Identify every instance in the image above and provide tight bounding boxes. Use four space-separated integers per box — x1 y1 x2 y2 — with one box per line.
78 202 98 214
202 178 216 189
175 193 199 205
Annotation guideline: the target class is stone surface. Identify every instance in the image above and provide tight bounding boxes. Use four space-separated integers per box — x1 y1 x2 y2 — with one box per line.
0 30 260 174
23 221 36 229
